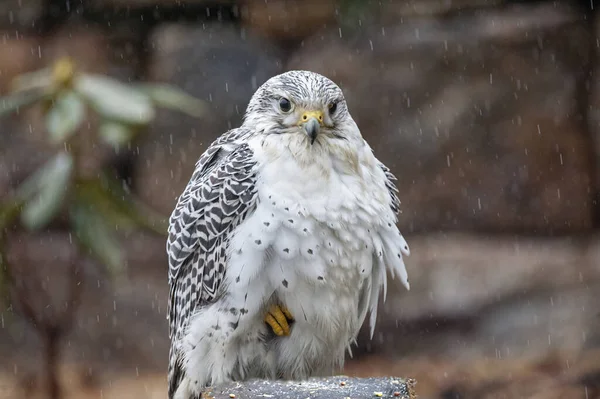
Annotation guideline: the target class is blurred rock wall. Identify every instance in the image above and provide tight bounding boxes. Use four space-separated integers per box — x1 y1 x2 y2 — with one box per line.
1 0 598 235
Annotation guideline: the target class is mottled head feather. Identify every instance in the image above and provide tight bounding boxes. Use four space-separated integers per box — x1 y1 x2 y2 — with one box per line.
243 70 350 134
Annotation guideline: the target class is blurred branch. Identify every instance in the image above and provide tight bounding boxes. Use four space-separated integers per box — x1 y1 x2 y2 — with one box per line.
0 233 12 308
8 253 83 399
137 83 207 118
0 200 24 307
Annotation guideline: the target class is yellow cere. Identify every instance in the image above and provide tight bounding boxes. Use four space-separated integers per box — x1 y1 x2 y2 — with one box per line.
299 110 324 124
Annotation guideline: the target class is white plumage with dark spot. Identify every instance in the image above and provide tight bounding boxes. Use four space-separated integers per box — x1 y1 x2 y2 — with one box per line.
166 70 410 399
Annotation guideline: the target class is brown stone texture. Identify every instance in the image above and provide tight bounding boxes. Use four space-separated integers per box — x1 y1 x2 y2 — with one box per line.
239 0 338 43
287 2 595 234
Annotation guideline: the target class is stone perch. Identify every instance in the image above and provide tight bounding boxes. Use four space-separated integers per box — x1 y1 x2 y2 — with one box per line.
206 376 417 399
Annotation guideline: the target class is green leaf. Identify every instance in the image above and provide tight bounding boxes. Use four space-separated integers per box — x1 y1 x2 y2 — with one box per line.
138 83 206 118
0 89 46 117
46 91 85 144
75 74 154 125
99 121 135 148
18 152 74 230
15 152 71 200
0 199 24 231
10 68 53 92
70 198 125 278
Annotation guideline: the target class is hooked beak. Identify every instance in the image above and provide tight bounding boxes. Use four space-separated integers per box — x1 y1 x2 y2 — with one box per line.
304 118 320 144
299 110 323 145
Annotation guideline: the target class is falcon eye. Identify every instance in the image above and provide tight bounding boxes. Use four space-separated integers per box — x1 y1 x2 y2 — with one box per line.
279 97 292 113
328 102 338 115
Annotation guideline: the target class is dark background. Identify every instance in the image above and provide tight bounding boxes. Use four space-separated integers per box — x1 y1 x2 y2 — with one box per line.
1 0 600 398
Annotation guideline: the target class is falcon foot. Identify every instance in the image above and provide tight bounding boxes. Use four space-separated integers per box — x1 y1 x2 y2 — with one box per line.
264 304 294 336
200 390 214 399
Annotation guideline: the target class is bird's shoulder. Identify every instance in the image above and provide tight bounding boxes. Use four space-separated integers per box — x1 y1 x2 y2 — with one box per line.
191 127 255 178
166 127 260 342
377 161 400 215
167 127 258 282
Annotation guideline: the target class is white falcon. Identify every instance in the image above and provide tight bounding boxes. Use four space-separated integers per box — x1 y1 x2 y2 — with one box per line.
167 70 410 399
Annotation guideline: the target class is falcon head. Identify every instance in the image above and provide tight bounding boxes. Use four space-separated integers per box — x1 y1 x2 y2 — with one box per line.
244 71 358 145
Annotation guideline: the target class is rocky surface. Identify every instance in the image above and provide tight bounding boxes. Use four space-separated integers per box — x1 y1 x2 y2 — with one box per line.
344 349 600 399
210 377 416 399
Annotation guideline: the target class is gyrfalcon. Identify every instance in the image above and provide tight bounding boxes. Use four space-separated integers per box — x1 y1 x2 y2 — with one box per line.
166 70 410 399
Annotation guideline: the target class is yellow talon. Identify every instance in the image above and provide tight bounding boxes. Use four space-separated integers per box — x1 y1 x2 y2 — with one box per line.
282 306 294 321
265 313 284 336
201 389 215 399
264 304 294 336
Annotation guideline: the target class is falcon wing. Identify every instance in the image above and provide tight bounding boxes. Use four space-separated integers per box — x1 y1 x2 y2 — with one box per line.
167 128 256 337
358 161 410 339
379 162 400 215
166 129 258 395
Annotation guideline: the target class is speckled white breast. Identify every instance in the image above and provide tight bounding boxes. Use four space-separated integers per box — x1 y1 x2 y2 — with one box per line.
237 133 395 376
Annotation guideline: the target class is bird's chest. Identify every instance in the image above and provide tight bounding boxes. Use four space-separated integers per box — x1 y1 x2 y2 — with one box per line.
235 140 392 338
268 215 369 295
249 183 380 335
261 204 374 343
